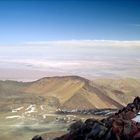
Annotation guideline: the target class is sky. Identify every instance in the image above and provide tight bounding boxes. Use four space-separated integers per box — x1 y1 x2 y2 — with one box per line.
0 0 140 43
0 0 140 81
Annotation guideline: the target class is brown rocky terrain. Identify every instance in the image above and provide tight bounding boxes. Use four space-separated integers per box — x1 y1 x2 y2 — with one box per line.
0 76 140 140
0 76 140 112
32 97 140 140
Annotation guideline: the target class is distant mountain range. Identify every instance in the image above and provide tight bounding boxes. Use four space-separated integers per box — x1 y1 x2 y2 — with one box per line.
0 76 140 112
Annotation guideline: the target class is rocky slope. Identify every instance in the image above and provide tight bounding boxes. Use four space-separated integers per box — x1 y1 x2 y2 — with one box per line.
33 97 140 140
0 76 140 112
25 76 140 110
0 76 140 140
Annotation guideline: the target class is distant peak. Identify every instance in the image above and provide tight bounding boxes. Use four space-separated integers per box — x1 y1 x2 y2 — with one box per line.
36 75 89 83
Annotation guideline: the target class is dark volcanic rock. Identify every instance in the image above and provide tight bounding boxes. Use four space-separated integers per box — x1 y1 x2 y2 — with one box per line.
32 135 44 140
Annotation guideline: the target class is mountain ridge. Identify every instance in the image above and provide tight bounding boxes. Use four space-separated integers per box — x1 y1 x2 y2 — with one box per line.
0 75 139 111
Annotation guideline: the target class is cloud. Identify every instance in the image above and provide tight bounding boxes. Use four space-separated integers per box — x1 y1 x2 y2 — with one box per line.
25 40 140 48
1 58 140 79
0 59 113 71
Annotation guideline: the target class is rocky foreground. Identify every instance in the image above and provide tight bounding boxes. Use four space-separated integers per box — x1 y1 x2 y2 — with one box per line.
32 97 140 140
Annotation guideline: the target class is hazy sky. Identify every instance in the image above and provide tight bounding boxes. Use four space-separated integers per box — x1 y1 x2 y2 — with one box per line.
0 0 140 80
